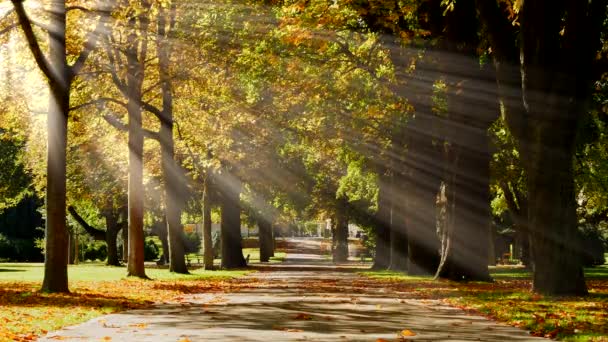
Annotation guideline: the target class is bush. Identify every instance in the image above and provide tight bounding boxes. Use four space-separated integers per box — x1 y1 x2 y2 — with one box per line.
0 233 44 262
82 241 107 262
183 231 201 254
144 238 159 261
579 226 606 266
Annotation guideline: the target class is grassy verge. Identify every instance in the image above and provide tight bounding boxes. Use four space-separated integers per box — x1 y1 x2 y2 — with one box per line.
0 263 252 341
361 265 608 341
185 248 287 265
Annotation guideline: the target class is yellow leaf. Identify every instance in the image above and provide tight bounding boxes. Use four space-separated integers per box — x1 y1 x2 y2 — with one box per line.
400 329 417 337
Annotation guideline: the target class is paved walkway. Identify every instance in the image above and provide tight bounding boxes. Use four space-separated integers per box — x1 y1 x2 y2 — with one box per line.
41 239 546 341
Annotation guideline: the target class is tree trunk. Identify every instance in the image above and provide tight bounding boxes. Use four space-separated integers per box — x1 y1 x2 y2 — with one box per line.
372 171 391 270
160 121 187 273
220 175 246 269
125 10 149 278
389 172 408 272
259 218 273 262
269 224 275 257
476 0 603 296
40 1 69 293
332 202 349 263
406 164 441 275
202 174 214 270
157 3 187 274
68 232 76 265
527 121 586 294
104 212 120 266
122 224 128 263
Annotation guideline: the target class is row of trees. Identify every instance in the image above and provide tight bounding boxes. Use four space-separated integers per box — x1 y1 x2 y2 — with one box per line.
0 0 606 295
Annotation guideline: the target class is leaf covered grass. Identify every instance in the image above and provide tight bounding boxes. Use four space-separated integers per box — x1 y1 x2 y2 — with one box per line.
0 263 252 341
361 265 608 341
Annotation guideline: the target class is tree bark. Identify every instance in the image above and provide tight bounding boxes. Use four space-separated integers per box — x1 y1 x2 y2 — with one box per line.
125 6 149 279
372 170 391 270
406 136 441 276
39 1 69 293
157 3 187 274
476 0 605 296
437 62 494 281
259 218 273 262
389 171 408 272
202 174 214 270
219 174 246 269
332 201 349 263
122 223 128 263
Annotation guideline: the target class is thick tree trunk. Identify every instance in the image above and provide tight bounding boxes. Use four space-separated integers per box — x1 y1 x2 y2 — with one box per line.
106 228 120 266
220 176 246 269
332 202 349 263
406 165 441 275
438 141 492 281
150 218 169 264
103 211 121 266
259 218 273 262
157 5 187 275
527 121 586 294
372 171 391 270
125 16 148 278
160 123 188 273
389 172 408 272
41 2 69 293
202 174 214 270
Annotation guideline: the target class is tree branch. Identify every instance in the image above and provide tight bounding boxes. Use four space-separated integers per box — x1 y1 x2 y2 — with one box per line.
103 113 160 140
11 0 54 82
68 206 106 241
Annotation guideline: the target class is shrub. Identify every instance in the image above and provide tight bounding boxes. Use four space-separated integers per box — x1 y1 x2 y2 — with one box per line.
144 238 159 261
82 241 107 262
183 231 201 254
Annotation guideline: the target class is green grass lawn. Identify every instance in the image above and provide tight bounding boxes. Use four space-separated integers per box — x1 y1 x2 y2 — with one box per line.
361 265 608 341
185 248 287 265
0 262 252 341
0 262 250 283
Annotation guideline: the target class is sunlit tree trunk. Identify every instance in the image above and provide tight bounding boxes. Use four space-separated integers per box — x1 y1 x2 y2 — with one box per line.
125 6 149 278
157 2 187 274
13 0 73 293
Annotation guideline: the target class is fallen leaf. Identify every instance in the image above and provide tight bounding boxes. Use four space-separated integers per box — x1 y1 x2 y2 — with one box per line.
400 329 417 337
293 313 312 320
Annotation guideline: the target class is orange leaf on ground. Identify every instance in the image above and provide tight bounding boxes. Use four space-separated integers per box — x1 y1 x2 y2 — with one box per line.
400 329 417 337
293 313 312 320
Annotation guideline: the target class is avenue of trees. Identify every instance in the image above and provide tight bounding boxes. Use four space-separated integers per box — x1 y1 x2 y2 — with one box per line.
0 0 606 296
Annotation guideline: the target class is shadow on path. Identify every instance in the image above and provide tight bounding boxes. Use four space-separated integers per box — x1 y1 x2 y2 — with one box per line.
41 238 547 341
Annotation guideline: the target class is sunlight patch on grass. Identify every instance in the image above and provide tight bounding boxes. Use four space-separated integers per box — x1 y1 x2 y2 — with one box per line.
0 263 253 341
361 266 608 341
